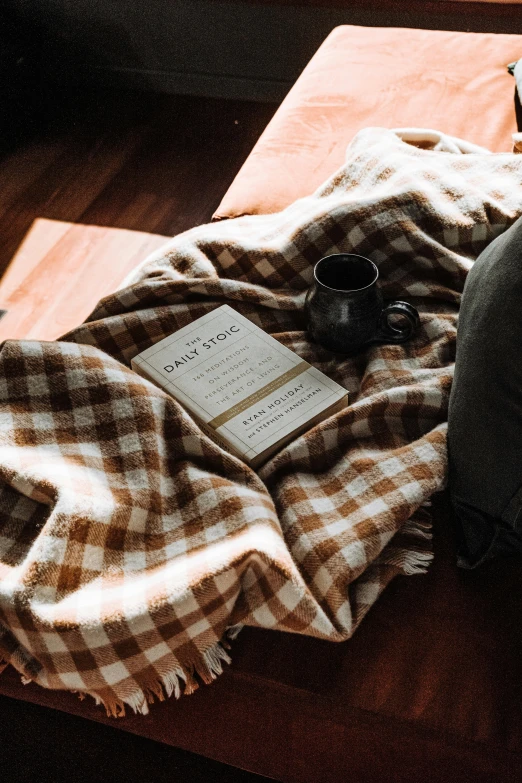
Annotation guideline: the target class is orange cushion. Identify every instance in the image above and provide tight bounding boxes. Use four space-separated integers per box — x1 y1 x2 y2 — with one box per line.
214 24 522 220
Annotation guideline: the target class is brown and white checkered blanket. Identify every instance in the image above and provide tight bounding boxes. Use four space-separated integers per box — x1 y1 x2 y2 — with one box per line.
1 127 522 716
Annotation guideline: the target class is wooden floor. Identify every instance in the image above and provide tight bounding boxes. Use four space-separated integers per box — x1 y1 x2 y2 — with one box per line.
0 86 277 277
0 85 278 783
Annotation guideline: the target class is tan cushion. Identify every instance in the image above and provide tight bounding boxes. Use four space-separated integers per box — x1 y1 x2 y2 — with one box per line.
214 24 522 220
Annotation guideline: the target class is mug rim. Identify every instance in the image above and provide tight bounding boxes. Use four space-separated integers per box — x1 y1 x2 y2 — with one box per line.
313 253 378 293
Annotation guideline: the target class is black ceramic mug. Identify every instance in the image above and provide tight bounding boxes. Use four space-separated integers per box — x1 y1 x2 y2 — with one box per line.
305 253 420 354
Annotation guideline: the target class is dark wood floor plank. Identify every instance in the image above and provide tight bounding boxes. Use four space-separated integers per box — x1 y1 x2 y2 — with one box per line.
78 93 278 235
0 89 277 281
0 91 155 276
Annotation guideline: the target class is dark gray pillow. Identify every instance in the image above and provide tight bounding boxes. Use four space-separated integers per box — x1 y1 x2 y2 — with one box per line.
447 214 522 568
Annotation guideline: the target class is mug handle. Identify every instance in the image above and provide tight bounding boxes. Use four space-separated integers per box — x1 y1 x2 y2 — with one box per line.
372 301 420 344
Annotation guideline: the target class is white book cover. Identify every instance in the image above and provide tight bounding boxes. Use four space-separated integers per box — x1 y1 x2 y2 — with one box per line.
132 305 348 466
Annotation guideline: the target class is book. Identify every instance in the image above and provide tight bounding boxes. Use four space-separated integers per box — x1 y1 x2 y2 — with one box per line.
131 305 348 467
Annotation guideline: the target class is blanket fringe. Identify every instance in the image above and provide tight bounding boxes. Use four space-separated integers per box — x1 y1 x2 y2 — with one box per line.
225 623 244 640
401 517 432 541
383 548 434 575
77 626 239 718
380 509 434 575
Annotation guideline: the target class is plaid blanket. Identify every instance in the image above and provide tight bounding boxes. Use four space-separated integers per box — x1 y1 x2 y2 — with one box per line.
1 127 522 717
